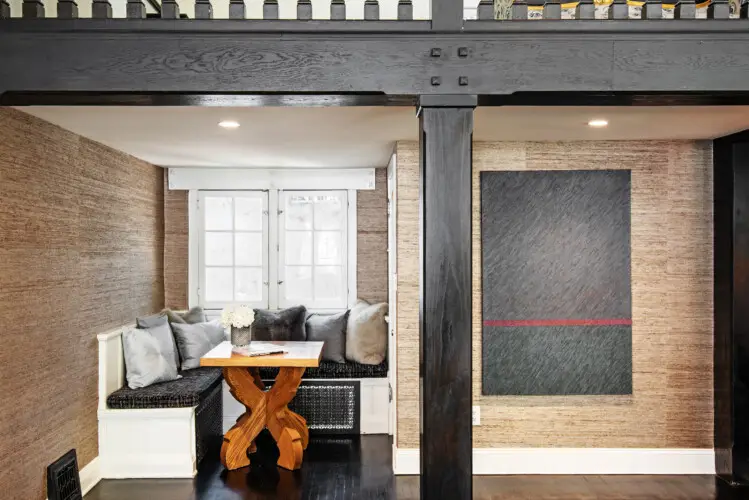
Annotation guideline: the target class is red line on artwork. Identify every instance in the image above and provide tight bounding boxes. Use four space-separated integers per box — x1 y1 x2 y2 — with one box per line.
483 319 632 327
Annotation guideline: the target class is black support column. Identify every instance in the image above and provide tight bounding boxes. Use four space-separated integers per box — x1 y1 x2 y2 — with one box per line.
714 130 749 487
417 95 476 500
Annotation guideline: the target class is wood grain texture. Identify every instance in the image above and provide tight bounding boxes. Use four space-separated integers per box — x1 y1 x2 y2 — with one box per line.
164 170 188 309
419 107 473 499
396 140 713 449
0 108 164 500
200 341 323 368
163 168 389 308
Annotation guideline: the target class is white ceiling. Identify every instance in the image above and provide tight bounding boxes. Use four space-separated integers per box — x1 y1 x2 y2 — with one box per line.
19 106 749 168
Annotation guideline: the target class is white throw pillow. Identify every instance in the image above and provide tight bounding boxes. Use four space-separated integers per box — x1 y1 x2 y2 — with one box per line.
122 327 180 389
345 300 388 365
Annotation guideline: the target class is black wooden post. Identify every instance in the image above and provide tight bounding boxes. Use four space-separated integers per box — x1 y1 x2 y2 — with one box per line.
431 0 463 30
576 0 595 19
22 0 44 18
0 0 9 18
126 0 145 18
297 0 312 20
675 0 696 18
57 0 78 18
714 130 749 487
397 0 413 20
91 0 112 18
263 0 279 19
477 0 493 19
162 0 180 18
331 0 345 20
195 0 212 19
229 0 245 19
418 95 475 500
364 0 379 20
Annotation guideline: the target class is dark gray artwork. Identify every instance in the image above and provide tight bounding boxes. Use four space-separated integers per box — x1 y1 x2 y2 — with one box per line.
481 170 632 396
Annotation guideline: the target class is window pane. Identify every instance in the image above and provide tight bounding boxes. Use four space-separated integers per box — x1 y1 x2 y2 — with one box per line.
285 231 313 265
315 231 342 265
205 232 233 266
235 197 264 231
314 266 343 300
235 268 263 302
205 267 233 302
286 195 313 230
235 232 263 266
314 194 344 230
285 266 313 303
205 197 233 230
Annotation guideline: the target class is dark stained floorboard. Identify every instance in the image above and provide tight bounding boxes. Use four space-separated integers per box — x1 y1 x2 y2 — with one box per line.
85 435 738 499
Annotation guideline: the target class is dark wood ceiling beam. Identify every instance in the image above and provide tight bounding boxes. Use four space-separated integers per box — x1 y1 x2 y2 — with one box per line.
1 21 749 96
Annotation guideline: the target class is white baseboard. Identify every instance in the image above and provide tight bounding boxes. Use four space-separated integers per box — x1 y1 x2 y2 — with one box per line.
100 454 196 479
393 448 715 475
79 456 101 495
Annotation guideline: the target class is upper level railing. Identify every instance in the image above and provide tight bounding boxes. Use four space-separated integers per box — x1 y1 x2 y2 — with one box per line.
0 0 745 21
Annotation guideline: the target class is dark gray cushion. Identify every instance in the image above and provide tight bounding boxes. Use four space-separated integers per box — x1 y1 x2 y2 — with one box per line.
136 313 179 368
305 311 349 364
107 367 223 409
252 306 307 342
171 320 226 370
163 306 208 325
122 326 181 389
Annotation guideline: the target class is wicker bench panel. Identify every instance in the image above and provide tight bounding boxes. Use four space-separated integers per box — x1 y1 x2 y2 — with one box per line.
258 360 387 380
106 367 223 409
195 382 222 464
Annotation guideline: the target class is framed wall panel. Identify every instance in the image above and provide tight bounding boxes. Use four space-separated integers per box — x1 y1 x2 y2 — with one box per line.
481 170 632 396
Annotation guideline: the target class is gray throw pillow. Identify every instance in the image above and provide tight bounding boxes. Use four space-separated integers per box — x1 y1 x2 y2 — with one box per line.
251 306 307 342
135 313 180 369
163 306 208 325
171 320 226 370
346 300 388 365
122 327 180 389
306 311 350 364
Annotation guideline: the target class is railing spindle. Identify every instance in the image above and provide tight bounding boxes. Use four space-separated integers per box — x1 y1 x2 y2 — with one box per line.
58 0 78 18
641 0 662 17
364 0 379 20
91 0 112 18
162 0 179 18
331 0 345 19
127 0 145 18
0 0 9 19
707 0 729 18
229 0 245 19
297 0 312 20
477 0 494 19
512 0 528 19
576 0 595 19
742 1 748 18
674 0 696 18
263 0 279 19
608 0 628 18
544 0 561 18
22 0 45 18
195 0 212 19
397 0 413 20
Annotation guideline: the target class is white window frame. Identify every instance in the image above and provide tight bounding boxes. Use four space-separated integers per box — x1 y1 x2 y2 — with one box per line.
278 190 350 311
190 188 357 313
196 191 269 310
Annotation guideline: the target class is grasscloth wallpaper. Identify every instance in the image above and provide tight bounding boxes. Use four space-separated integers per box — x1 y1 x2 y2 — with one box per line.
163 167 389 310
396 140 713 449
0 108 164 500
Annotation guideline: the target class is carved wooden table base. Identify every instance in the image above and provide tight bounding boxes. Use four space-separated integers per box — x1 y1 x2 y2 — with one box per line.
221 366 310 471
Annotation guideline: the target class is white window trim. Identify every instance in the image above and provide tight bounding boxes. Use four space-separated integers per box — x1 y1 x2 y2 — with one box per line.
197 191 269 310
169 167 375 191
188 187 357 313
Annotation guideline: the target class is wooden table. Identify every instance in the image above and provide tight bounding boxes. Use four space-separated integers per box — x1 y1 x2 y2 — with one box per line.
200 341 324 471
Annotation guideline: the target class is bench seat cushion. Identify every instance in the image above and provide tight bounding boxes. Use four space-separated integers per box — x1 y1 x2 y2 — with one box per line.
107 367 223 409
259 360 387 380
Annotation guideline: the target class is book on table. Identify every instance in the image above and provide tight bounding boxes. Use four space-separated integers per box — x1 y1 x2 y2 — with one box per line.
231 344 287 357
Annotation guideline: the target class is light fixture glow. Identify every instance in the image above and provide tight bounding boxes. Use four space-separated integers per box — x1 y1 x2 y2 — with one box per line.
588 119 609 128
218 120 240 129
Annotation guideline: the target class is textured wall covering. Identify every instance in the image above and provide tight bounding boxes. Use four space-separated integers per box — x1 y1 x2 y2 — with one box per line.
163 168 389 308
164 172 189 309
481 170 632 396
396 140 713 449
0 108 164 500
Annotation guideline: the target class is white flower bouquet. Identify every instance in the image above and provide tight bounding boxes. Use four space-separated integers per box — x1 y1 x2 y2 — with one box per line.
221 305 255 346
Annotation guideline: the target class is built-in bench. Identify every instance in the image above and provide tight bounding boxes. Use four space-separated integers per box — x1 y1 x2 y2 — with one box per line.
97 326 223 479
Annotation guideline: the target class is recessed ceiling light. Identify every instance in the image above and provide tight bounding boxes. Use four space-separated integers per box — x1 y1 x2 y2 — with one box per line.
588 119 609 128
218 120 240 129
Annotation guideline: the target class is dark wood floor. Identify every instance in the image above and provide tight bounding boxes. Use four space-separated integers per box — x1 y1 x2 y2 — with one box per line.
85 434 742 499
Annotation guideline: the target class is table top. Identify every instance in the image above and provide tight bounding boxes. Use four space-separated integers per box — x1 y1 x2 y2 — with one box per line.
200 341 324 368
